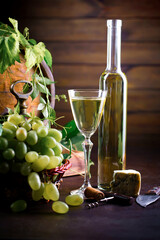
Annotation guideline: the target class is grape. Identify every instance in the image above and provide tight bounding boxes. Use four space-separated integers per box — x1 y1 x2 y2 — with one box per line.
0 162 9 174
52 201 69 214
10 200 27 213
26 130 38 145
21 122 31 131
32 182 45 201
32 155 50 172
45 183 59 201
53 142 62 156
25 151 39 163
32 140 42 153
65 194 84 206
32 120 44 130
3 148 15 160
48 129 62 142
0 137 8 150
36 119 44 125
59 154 64 162
20 162 31 176
15 142 27 160
37 126 48 138
2 128 14 140
28 172 41 190
8 114 24 125
3 122 17 132
41 147 55 157
46 156 61 169
42 136 57 149
16 127 27 141
43 184 50 200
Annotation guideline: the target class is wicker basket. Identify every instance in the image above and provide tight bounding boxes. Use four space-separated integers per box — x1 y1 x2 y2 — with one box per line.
0 159 71 205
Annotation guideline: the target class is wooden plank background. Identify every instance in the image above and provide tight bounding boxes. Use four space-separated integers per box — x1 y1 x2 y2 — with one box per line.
1 0 160 151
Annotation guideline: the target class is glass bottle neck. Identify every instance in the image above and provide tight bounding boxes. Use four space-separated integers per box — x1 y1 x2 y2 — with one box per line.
106 20 122 72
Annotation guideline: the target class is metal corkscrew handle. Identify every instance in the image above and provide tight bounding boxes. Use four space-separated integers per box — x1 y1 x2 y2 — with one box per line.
85 193 134 209
86 197 114 209
10 80 33 115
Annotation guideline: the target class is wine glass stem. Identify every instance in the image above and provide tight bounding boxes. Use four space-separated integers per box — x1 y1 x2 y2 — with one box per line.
82 137 93 188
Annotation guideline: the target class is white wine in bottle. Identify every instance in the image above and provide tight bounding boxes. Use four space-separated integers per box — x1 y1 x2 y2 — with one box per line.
98 20 127 191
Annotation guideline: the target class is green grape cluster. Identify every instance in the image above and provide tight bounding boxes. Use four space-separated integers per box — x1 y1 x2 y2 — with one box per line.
0 113 84 214
0 114 63 174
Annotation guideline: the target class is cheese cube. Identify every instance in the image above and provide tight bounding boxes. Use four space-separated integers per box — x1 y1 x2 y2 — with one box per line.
111 170 141 197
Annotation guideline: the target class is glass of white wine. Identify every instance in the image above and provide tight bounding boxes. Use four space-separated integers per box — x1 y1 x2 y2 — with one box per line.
68 89 107 196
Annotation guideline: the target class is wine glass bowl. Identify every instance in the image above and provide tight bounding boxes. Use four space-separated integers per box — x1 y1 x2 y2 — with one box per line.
68 89 107 196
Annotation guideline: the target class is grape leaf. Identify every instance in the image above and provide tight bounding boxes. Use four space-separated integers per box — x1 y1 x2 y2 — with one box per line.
28 39 37 45
61 120 84 152
25 42 46 70
44 49 52 68
48 107 56 120
39 78 54 85
40 96 46 104
69 133 84 151
42 106 48 118
62 120 79 139
30 81 39 100
14 101 20 114
37 82 51 96
44 105 56 124
37 103 45 111
0 23 14 37
8 18 30 48
61 132 84 152
33 73 54 85
9 18 18 32
0 33 20 73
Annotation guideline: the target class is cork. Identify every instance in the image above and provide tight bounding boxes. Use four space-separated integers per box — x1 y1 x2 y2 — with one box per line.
84 187 105 200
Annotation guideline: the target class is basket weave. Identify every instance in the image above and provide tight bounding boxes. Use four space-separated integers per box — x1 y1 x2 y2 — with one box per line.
44 159 72 181
0 159 71 205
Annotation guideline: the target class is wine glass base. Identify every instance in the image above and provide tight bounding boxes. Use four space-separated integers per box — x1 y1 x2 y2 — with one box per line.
70 182 92 198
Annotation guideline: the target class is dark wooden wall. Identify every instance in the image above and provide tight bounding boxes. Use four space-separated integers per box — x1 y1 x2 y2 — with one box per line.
2 0 160 151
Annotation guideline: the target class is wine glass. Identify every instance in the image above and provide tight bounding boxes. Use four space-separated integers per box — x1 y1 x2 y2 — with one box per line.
68 89 107 196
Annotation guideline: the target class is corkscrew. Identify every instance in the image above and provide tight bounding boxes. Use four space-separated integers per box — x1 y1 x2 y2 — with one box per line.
84 187 134 209
86 196 114 209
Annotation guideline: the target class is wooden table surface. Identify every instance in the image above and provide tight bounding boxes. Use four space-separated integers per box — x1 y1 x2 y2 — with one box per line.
0 145 160 240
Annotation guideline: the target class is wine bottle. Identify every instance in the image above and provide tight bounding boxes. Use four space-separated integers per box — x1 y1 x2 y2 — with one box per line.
98 19 127 191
